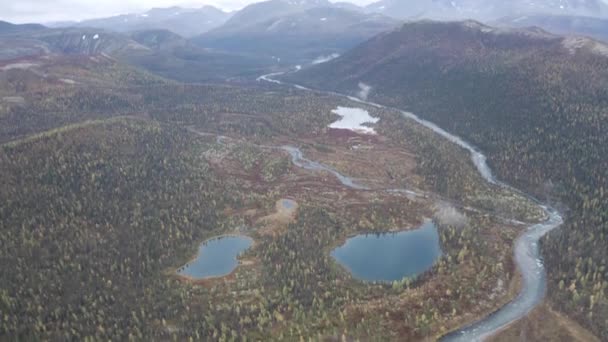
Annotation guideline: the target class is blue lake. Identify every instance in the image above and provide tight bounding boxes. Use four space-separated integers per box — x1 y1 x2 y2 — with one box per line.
177 235 253 279
331 222 441 282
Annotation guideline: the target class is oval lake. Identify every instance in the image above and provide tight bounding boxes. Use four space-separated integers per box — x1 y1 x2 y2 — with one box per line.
178 235 253 280
331 222 441 282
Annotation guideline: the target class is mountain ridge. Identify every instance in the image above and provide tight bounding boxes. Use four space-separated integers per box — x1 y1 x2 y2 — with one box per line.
46 6 231 37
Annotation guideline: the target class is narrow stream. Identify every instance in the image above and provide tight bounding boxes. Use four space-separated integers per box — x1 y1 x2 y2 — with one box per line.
188 126 373 191
280 145 369 190
259 72 564 341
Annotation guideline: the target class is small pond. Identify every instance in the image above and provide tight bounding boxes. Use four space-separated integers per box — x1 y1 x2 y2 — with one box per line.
177 235 253 279
331 222 441 282
281 199 297 210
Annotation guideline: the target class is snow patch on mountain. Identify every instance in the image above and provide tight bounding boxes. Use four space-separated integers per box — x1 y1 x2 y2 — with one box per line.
1 62 38 71
312 53 340 64
267 19 286 31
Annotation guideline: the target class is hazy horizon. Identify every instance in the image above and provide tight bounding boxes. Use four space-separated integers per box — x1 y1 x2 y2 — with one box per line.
1 0 377 24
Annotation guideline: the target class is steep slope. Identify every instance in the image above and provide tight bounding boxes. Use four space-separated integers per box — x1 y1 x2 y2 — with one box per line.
366 0 608 20
285 20 608 339
193 6 399 63
49 6 231 37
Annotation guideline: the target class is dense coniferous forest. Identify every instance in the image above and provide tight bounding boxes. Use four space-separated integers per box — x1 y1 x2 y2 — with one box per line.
0 53 548 339
0 119 233 340
0 117 530 340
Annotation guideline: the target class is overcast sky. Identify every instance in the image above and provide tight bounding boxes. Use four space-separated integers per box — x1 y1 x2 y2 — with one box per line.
1 0 377 24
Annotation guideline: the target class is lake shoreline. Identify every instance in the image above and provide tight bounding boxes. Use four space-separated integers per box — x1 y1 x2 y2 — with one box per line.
174 233 255 282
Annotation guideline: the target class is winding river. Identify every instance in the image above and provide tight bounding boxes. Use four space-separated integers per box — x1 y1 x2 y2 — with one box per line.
258 72 564 341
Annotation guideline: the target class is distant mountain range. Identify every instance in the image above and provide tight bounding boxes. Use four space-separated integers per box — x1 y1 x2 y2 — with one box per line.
0 25 275 82
192 0 398 63
22 0 607 60
3 0 608 77
33 0 396 64
365 0 608 20
48 6 231 37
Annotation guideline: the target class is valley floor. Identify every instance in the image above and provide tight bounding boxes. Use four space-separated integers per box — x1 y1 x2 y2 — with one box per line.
0 54 567 341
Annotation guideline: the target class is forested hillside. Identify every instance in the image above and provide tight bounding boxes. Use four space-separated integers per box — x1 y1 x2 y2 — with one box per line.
0 119 237 340
285 20 608 338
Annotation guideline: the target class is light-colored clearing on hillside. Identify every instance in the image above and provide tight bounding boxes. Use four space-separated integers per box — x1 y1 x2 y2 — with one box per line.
258 199 299 236
563 36 608 57
329 107 379 135
1 62 38 71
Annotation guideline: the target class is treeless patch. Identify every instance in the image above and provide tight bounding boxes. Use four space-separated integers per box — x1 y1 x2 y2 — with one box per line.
257 199 299 237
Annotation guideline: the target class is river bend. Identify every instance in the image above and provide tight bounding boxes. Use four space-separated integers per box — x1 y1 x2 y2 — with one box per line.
259 72 564 341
